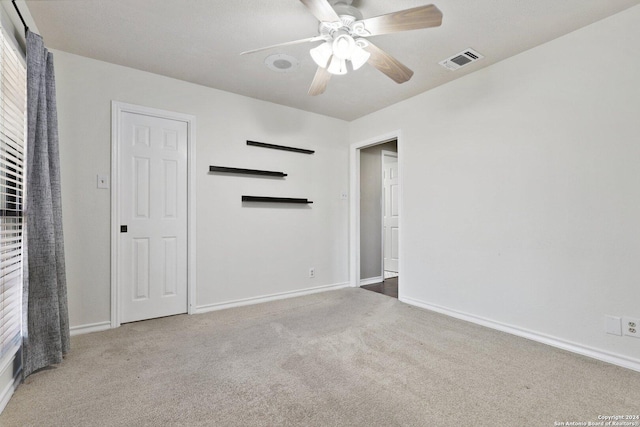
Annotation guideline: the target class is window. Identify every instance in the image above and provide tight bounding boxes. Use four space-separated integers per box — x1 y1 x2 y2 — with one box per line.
0 28 26 364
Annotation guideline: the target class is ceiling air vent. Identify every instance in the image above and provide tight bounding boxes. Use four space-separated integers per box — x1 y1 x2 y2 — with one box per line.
439 48 484 71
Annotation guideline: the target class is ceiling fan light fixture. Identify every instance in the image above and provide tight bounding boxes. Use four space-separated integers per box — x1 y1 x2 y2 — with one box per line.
327 56 348 75
242 0 444 95
332 34 355 60
350 45 370 70
310 42 333 68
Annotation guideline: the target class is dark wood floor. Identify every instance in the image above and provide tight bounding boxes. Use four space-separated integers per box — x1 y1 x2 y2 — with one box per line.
361 277 398 298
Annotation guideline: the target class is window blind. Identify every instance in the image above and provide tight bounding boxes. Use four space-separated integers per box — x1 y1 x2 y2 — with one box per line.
0 28 26 363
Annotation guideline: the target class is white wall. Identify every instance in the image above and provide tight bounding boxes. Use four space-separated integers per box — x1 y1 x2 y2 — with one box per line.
350 5 640 366
53 51 350 328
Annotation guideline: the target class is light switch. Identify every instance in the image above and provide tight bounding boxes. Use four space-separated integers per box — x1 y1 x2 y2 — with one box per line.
97 174 110 189
605 315 622 336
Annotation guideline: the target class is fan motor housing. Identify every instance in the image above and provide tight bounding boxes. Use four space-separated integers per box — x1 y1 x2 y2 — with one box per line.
318 2 362 37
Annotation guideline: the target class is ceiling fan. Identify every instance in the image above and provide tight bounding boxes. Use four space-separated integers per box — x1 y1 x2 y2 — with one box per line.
241 0 443 95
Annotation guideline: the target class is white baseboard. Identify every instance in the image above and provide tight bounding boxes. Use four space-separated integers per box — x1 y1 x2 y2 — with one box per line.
384 271 399 279
0 369 20 415
70 321 112 336
401 296 640 373
195 282 350 314
359 276 384 286
0 350 21 415
72 284 351 331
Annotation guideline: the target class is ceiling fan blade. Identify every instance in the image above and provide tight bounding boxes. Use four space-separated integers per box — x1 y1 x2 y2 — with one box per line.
363 41 414 84
240 36 326 55
299 0 341 23
308 66 331 96
357 4 442 36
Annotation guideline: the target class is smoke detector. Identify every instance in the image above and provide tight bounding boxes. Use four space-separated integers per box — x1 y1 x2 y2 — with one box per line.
439 48 484 71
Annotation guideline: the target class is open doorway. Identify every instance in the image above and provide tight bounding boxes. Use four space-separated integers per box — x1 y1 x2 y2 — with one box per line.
358 139 399 298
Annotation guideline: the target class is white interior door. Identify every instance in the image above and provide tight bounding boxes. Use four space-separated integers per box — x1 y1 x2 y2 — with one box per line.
119 111 188 323
383 152 399 273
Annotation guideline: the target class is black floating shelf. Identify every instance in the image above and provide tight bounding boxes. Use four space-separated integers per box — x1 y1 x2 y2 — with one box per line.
247 140 315 155
242 196 313 204
209 166 287 177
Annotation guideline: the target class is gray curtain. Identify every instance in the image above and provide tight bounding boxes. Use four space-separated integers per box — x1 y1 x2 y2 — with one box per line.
22 30 70 378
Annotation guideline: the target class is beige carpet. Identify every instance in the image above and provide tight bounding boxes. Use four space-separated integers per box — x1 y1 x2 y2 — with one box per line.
2 288 639 426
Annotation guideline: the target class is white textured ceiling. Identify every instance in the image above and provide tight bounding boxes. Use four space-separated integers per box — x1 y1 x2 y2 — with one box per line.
25 0 640 121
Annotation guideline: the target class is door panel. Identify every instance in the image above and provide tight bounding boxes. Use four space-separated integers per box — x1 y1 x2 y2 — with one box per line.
163 160 178 218
383 155 399 273
162 237 178 296
120 111 188 323
134 157 150 218
133 238 150 300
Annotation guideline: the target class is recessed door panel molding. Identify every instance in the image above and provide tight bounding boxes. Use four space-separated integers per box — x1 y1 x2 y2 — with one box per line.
134 157 150 219
163 237 178 297
391 227 400 259
134 125 150 147
391 183 399 217
163 159 178 218
163 129 178 151
390 165 398 180
133 238 150 300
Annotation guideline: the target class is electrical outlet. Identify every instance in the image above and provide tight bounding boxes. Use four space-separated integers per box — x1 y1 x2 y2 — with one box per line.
622 317 640 338
309 268 315 278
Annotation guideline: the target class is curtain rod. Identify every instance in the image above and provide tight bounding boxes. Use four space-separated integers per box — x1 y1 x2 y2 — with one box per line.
11 0 29 33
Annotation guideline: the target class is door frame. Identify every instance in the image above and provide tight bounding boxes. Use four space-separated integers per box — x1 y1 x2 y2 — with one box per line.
349 130 403 292
110 101 197 328
381 150 398 276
